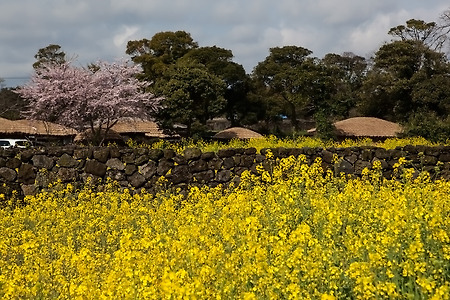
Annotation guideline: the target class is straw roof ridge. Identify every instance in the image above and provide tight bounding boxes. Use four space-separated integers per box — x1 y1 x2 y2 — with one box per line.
111 118 174 138
0 118 77 136
213 126 263 139
308 117 402 138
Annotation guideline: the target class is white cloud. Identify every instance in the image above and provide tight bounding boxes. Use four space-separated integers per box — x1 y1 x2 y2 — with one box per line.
0 0 449 81
113 26 140 48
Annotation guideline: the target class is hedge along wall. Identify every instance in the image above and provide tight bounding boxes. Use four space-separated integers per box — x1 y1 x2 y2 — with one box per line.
1 145 450 198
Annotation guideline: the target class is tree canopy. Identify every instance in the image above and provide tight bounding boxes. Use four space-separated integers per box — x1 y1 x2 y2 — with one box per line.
33 44 67 70
154 61 226 137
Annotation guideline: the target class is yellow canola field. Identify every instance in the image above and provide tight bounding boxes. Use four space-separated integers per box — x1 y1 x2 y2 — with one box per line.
0 155 449 299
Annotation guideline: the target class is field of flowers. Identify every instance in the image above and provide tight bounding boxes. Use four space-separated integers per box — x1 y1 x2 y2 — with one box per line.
0 153 449 299
140 136 448 153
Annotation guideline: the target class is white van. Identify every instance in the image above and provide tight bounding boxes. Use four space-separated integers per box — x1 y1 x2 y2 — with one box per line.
0 139 31 149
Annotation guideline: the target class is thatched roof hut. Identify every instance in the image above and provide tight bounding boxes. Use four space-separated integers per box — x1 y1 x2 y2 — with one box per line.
0 118 77 144
0 117 16 132
213 127 263 140
111 119 171 138
10 119 78 136
308 117 402 139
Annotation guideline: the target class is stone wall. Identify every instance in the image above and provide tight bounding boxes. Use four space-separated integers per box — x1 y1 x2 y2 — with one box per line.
1 145 450 197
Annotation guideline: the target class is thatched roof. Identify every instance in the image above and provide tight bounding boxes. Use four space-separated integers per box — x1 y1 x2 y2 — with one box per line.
111 119 173 138
213 127 263 140
308 117 402 138
0 118 77 136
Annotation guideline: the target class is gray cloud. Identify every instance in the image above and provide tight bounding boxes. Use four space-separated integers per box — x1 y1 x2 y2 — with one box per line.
0 0 448 87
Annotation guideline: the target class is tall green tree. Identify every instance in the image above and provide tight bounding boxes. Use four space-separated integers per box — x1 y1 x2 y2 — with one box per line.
154 62 226 137
388 19 448 52
252 46 336 131
126 31 198 82
359 22 450 122
321 52 367 118
33 44 66 70
180 46 254 125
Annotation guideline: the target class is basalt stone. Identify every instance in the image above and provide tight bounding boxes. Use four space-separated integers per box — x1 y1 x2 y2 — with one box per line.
122 152 136 164
139 161 157 179
354 160 372 175
6 157 21 169
184 148 202 161
287 148 303 157
335 160 354 175
148 149 164 161
84 160 107 177
439 153 450 162
106 158 125 171
244 148 257 155
93 147 110 163
0 167 17 182
173 155 188 165
163 149 176 159
57 168 78 182
303 147 317 156
390 149 406 160
239 155 254 168
423 155 438 166
135 155 150 166
345 154 358 164
254 154 265 163
361 149 374 161
223 157 235 169
276 147 289 158
171 165 192 184
216 169 232 182
106 169 125 181
374 148 390 159
128 172 146 188
124 164 137 176
208 158 223 170
425 147 442 157
46 147 65 157
73 148 91 160
109 147 121 158
189 159 208 172
32 155 55 170
217 148 235 158
234 167 247 176
135 148 148 156
35 171 57 188
19 150 35 162
18 163 36 184
201 152 216 160
157 159 174 176
58 154 79 168
193 170 214 183
21 184 38 196
0 158 6 168
321 150 334 164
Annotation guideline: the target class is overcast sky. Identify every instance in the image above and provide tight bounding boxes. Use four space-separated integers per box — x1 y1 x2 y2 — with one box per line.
1 0 449 87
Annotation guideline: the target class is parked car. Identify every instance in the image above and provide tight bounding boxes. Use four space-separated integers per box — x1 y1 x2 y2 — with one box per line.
0 139 31 149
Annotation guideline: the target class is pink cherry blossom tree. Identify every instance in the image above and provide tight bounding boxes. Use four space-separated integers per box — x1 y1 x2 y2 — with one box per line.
17 60 161 145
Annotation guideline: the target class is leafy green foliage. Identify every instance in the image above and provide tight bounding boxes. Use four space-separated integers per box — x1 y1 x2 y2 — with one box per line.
154 62 226 137
0 88 28 120
33 44 66 70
